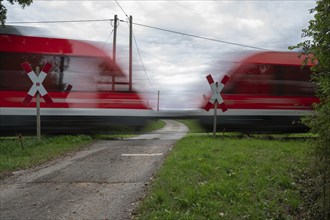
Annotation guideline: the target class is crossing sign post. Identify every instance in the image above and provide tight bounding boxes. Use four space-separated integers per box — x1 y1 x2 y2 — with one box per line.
21 62 53 139
204 74 229 137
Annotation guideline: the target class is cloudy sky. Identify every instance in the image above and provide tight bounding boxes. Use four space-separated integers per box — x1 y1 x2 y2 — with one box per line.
4 0 316 110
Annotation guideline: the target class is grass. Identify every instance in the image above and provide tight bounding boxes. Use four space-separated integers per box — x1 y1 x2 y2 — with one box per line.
0 120 166 178
0 135 92 178
135 123 313 219
178 119 206 133
140 119 167 132
0 119 314 218
94 120 167 140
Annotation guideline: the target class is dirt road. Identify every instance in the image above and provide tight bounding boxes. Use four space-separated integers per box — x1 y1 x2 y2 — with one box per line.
0 120 188 220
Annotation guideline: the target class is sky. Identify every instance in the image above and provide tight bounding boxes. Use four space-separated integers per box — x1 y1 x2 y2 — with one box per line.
3 0 316 110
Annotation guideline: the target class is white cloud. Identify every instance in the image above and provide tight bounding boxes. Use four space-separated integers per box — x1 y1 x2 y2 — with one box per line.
236 18 264 29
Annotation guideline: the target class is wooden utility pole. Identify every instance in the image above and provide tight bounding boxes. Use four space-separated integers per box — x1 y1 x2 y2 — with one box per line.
112 14 118 91
113 14 118 63
129 15 133 92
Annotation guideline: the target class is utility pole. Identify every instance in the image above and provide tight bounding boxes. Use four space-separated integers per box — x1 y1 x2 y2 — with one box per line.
113 14 118 64
112 14 118 91
129 15 133 92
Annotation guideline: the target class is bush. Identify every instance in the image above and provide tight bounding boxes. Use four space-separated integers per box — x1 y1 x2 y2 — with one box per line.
290 0 330 218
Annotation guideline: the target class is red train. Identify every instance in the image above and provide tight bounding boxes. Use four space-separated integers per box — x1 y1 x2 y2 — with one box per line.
0 26 320 134
197 51 319 133
0 26 153 135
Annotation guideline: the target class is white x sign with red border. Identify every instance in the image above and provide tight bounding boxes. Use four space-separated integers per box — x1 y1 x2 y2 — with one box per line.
21 62 54 105
204 74 229 112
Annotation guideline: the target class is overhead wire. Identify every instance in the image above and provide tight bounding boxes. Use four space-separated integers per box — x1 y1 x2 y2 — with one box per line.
6 18 270 50
124 17 156 91
114 0 129 18
132 31 156 91
31 0 317 2
103 18 121 48
128 23 157 91
113 1 156 91
130 21 270 51
6 19 113 24
6 16 271 91
103 29 114 48
5 15 275 93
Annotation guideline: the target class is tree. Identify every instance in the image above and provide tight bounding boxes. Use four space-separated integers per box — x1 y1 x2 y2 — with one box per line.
0 0 33 26
290 0 330 218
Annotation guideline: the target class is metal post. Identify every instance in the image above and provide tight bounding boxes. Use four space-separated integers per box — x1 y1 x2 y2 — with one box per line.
129 15 133 92
36 66 41 140
213 100 218 137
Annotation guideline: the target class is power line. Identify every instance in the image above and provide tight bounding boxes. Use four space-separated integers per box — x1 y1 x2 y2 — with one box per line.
130 21 270 51
113 0 156 91
132 30 156 91
7 18 270 50
103 29 114 48
112 1 155 91
114 0 129 18
26 0 292 1
6 19 113 24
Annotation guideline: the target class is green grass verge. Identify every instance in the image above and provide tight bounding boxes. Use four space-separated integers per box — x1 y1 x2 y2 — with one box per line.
141 119 167 132
135 129 313 219
0 135 92 178
93 119 167 140
178 119 206 133
0 119 166 178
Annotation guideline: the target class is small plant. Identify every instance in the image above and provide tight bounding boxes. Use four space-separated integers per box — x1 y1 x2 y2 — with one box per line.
17 134 24 150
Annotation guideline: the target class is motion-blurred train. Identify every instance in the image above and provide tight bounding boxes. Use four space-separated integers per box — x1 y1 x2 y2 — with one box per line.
0 26 154 135
197 51 319 133
0 26 320 135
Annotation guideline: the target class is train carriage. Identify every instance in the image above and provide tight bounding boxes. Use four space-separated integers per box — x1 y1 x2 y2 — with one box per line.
198 51 319 133
0 26 153 135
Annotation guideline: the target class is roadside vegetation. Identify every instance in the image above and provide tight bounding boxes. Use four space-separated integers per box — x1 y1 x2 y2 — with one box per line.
140 119 167 133
0 119 166 179
0 135 92 178
289 0 330 217
93 119 166 140
135 121 316 219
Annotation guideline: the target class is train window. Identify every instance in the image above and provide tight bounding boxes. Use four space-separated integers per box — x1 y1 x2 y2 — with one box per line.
0 53 40 91
222 63 273 95
222 63 315 97
0 52 128 92
272 65 315 96
0 53 67 91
